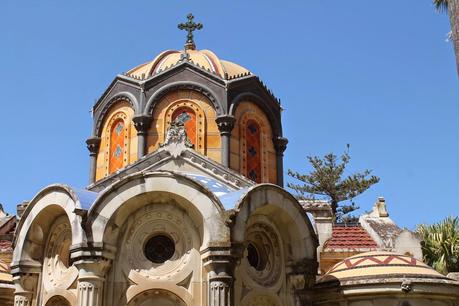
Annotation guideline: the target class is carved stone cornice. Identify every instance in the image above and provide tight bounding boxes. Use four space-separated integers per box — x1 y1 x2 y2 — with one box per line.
85 137 101 156
273 136 288 154
216 115 236 136
132 115 151 135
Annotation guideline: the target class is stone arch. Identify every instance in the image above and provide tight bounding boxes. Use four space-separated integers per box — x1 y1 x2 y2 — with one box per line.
94 91 139 137
145 81 223 117
12 185 88 267
229 92 282 136
87 171 228 251
44 293 75 306
41 215 79 299
126 288 191 306
232 184 317 261
232 185 317 306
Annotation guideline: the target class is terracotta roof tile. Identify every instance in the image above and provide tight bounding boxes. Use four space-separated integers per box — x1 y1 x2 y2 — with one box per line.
324 225 378 251
0 240 12 252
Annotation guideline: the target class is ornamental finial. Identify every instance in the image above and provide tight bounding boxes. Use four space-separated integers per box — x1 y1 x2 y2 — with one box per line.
178 13 203 50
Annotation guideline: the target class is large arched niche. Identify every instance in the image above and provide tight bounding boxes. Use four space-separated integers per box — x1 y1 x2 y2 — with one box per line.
87 171 228 251
126 288 190 306
232 185 317 306
12 186 86 267
104 197 204 305
232 184 317 261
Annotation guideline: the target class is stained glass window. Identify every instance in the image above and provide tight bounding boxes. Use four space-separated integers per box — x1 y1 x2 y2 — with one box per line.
109 119 125 174
245 119 261 183
172 107 197 146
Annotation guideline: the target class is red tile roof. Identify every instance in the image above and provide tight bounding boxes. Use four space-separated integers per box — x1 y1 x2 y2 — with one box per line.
0 240 12 252
324 225 378 251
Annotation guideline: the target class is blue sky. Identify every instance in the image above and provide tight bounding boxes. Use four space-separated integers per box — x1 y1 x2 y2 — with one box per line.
0 1 457 229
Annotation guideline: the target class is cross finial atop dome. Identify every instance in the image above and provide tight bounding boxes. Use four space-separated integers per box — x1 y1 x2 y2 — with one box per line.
178 13 203 50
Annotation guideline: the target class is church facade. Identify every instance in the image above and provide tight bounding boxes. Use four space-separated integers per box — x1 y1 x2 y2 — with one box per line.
8 14 459 306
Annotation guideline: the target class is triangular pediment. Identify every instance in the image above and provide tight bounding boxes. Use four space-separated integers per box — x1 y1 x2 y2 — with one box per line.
88 144 253 193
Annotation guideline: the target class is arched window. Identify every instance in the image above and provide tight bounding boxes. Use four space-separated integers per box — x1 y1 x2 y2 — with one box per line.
109 118 125 173
171 107 197 146
45 296 71 306
245 119 261 183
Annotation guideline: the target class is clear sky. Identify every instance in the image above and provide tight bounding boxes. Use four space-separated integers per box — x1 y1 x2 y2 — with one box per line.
0 1 457 229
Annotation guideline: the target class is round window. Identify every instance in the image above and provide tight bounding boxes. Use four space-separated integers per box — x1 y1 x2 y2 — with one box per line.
144 235 175 264
247 243 266 271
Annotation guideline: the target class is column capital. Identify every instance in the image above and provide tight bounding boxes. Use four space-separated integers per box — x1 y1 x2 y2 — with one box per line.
203 247 235 306
216 115 236 136
86 137 101 156
13 273 39 306
202 247 236 275
132 115 151 135
273 136 288 154
74 258 111 280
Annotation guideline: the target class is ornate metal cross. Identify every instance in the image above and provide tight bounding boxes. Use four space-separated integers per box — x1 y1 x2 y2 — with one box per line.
178 13 203 50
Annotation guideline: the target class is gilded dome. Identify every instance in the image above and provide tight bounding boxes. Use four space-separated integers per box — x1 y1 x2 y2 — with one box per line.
318 251 447 283
0 260 11 283
126 49 250 80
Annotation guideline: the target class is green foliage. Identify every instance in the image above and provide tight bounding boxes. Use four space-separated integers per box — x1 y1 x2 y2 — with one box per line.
418 216 459 275
287 145 380 223
433 0 449 12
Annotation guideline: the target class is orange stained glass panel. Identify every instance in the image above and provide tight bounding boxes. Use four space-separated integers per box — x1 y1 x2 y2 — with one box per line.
245 119 261 183
109 119 125 174
172 107 197 146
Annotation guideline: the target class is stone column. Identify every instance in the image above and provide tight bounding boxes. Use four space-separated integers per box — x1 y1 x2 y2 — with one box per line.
273 136 288 187
75 259 110 306
133 115 151 159
209 272 233 306
204 249 236 306
216 115 236 168
287 260 317 306
13 273 38 306
86 136 101 185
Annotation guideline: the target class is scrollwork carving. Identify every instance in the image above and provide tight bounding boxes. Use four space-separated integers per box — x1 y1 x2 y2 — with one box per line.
120 203 200 282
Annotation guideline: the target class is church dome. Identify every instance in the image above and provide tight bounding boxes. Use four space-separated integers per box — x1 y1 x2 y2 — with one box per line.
318 251 447 284
126 49 250 79
0 260 11 283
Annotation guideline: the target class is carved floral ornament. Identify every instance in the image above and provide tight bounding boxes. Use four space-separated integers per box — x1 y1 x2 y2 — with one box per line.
240 216 284 291
118 203 201 283
42 216 78 293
